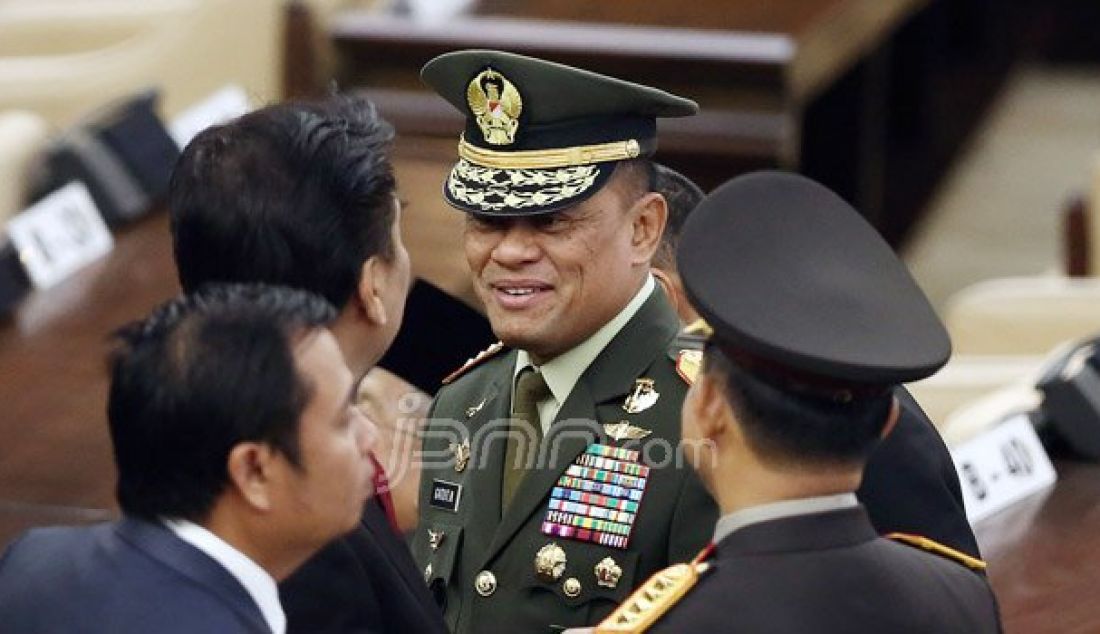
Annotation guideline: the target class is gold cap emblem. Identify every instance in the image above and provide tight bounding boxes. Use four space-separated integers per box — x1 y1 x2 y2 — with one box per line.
467 69 523 146
535 542 568 582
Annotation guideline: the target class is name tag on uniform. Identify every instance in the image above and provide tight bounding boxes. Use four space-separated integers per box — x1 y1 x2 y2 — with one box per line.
430 479 463 513
540 443 650 549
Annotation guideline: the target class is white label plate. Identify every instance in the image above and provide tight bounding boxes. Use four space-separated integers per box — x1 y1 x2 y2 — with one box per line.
7 182 114 289
169 84 251 148
951 414 1057 523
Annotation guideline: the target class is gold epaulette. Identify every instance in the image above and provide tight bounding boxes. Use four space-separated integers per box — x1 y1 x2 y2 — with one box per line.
594 558 711 633
442 342 505 385
886 533 988 572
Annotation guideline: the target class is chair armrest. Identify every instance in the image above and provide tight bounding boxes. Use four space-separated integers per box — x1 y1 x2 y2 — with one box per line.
0 0 194 57
944 276 1100 355
0 110 50 226
0 0 281 127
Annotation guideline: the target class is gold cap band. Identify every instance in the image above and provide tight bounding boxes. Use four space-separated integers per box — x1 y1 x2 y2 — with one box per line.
458 136 641 170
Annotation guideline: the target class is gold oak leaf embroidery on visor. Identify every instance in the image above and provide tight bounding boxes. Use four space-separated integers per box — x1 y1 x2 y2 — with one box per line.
447 160 600 212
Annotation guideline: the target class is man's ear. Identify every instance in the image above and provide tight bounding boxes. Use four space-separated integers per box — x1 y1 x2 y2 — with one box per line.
356 257 389 327
880 396 901 440
630 192 667 265
692 371 732 442
226 442 277 512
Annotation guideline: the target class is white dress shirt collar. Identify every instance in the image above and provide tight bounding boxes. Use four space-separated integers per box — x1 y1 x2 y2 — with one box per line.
712 493 859 545
164 518 286 634
515 275 656 430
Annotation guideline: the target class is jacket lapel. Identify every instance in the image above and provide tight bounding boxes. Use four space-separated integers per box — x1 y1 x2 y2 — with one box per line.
115 517 270 633
463 358 512 557
480 288 681 566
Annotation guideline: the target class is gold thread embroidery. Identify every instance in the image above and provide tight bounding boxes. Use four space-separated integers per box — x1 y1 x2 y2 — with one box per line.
447 160 600 211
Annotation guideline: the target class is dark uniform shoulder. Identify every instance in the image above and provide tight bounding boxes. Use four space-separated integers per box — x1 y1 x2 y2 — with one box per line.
441 341 507 385
886 532 988 572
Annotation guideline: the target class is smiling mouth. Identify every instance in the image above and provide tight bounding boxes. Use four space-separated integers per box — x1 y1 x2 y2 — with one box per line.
489 282 553 309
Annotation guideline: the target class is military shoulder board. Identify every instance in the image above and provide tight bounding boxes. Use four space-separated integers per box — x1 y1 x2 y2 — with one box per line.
442 341 506 385
886 532 987 572
595 557 711 633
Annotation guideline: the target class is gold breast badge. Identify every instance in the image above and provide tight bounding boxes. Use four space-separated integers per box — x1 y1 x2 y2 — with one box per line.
603 421 652 442
467 68 523 146
449 439 471 473
535 543 568 582
595 557 623 589
622 378 659 414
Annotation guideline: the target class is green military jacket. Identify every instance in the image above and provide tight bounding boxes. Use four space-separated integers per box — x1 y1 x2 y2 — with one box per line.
413 289 716 633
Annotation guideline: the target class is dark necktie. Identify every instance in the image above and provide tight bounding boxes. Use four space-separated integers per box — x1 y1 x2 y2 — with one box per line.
503 367 550 511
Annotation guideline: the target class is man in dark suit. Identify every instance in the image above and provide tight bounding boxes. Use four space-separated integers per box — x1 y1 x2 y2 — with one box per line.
413 50 981 633
169 95 447 633
0 284 376 633
650 163 980 558
597 172 1000 633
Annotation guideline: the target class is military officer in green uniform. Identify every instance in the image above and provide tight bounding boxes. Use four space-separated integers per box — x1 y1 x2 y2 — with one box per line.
413 50 710 633
413 50 977 634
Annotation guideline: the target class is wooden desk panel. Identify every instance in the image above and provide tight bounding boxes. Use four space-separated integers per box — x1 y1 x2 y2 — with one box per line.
976 459 1100 633
0 212 178 513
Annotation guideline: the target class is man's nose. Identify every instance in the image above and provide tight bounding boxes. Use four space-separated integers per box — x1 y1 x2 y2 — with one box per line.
352 406 379 457
491 222 542 266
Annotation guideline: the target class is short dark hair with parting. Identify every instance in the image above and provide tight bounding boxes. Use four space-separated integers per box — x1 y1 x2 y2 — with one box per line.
107 283 337 523
169 93 397 309
703 344 893 468
652 164 704 270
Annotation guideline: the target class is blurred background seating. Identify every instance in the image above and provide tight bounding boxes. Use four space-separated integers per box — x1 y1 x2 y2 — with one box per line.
0 0 283 127
0 110 48 225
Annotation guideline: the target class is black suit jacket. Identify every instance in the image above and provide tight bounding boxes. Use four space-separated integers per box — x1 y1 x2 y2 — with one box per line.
860 388 981 558
280 497 447 634
0 518 270 633
650 507 1001 633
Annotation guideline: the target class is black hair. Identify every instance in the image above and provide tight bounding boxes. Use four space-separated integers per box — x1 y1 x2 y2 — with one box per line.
652 164 704 269
169 94 397 308
107 283 337 522
704 345 892 468
612 158 656 202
